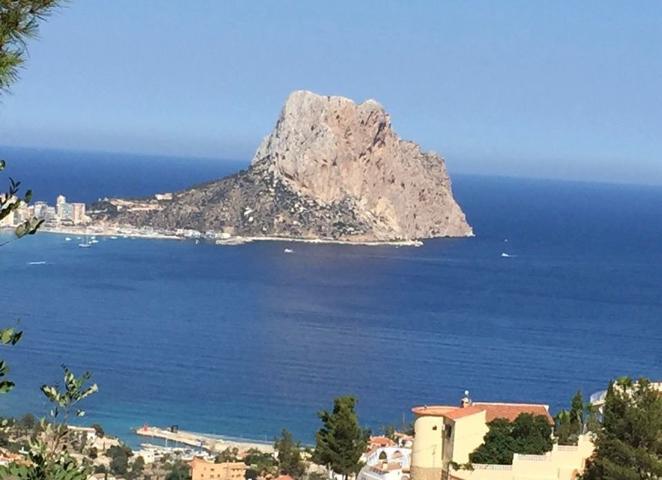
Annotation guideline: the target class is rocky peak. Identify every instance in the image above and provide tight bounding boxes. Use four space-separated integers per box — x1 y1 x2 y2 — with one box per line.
252 90 472 239
90 90 472 243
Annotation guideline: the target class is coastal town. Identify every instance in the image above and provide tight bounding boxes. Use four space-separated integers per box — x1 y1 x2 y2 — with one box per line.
0 193 183 241
1 380 659 480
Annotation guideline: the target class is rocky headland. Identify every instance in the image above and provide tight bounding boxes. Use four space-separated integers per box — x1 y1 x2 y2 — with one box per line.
89 91 472 243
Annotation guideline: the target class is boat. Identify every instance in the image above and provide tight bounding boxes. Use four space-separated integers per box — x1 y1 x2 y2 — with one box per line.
501 252 511 258
284 248 294 254
79 232 92 248
110 236 118 239
65 237 71 241
27 261 46 265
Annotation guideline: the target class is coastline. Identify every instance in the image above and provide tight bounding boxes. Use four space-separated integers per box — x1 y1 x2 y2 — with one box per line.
38 225 426 247
40 225 181 241
134 426 275 454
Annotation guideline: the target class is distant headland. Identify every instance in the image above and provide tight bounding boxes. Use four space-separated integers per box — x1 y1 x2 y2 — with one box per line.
5 91 474 246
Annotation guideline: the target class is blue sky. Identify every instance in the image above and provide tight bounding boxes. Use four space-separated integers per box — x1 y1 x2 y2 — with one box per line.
0 1 660 184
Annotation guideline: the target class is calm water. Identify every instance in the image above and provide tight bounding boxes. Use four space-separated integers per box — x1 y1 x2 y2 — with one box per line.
0 146 660 445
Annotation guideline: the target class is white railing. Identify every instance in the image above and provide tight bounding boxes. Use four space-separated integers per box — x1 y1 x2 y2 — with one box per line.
515 453 549 462
470 464 513 471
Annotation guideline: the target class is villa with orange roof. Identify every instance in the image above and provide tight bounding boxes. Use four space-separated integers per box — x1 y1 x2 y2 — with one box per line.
410 392 594 480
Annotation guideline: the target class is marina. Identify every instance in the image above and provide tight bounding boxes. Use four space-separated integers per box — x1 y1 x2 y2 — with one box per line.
135 426 274 454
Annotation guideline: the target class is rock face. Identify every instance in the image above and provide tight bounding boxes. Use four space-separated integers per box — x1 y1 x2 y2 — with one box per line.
90 91 472 242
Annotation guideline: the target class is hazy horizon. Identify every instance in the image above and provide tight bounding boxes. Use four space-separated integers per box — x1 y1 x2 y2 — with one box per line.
4 143 661 189
0 1 660 185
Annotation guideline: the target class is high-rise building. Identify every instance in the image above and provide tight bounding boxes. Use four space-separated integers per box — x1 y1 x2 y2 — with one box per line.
33 201 48 219
44 206 57 223
71 203 86 224
56 195 67 218
60 203 74 222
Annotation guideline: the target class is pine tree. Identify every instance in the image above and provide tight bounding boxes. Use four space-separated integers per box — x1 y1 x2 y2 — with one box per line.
314 396 369 480
581 377 662 480
1 0 61 91
275 429 305 479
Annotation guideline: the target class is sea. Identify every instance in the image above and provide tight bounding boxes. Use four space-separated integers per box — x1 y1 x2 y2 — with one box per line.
0 146 660 446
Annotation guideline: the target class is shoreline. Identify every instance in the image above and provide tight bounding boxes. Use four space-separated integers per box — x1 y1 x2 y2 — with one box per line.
37 225 429 247
134 425 275 453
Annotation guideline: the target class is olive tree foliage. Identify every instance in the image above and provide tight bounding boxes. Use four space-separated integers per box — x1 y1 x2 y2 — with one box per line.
0 366 99 480
0 161 43 395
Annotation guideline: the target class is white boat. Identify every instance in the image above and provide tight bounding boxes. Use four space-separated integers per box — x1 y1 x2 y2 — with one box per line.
110 236 118 239
28 261 47 265
501 252 511 258
65 237 71 241
284 248 294 254
79 232 92 248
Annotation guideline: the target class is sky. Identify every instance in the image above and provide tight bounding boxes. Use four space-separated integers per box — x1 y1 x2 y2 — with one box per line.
0 0 661 184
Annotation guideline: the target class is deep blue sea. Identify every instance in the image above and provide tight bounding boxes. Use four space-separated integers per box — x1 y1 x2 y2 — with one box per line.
0 146 660 446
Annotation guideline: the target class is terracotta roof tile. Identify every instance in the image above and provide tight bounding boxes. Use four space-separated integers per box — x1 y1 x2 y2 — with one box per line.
412 402 553 424
473 402 552 423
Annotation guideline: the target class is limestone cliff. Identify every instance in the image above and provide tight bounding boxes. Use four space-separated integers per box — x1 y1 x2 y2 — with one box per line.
90 91 472 242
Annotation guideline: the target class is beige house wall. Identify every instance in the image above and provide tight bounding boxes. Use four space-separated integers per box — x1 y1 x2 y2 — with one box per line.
190 458 247 480
448 435 595 480
448 412 489 465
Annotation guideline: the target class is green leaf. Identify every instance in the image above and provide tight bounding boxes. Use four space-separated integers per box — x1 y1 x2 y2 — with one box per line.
0 327 22 345
0 381 15 393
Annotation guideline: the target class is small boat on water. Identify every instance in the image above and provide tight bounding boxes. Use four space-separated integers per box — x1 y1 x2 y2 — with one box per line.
110 236 118 239
65 237 71 241
284 248 294 254
79 232 92 248
27 261 47 265
501 252 515 258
